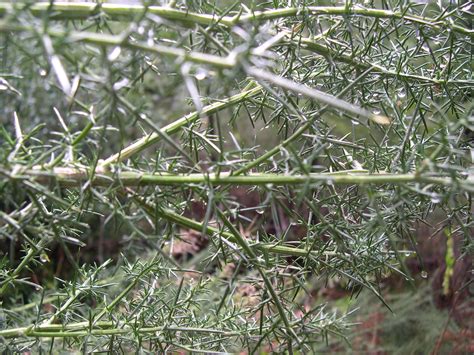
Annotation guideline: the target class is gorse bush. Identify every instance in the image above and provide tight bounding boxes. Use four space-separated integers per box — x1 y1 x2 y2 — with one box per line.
0 0 472 352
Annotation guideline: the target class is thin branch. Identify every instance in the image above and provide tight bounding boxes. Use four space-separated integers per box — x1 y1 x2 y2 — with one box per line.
234 67 374 175
101 84 263 166
246 67 391 125
0 238 48 296
286 37 473 85
0 23 236 69
135 197 337 258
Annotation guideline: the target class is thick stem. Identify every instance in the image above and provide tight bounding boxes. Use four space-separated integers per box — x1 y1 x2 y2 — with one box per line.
8 166 470 190
0 3 470 36
0 321 240 338
0 2 229 27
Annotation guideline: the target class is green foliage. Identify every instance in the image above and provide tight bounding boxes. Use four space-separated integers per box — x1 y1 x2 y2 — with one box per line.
0 0 472 352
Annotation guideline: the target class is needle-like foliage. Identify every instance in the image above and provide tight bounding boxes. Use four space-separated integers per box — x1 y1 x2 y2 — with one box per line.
0 0 472 353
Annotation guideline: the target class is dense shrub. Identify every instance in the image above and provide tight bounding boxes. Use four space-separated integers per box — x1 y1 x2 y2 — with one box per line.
0 1 472 352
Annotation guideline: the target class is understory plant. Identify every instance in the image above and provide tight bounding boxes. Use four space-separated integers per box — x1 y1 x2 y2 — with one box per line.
0 0 472 353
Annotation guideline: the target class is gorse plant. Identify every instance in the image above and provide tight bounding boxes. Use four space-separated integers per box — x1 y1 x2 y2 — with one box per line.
0 0 472 352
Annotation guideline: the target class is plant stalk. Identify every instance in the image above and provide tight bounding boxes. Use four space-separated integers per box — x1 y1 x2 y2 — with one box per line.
0 22 236 69
0 321 240 338
0 3 470 36
7 167 470 190
101 85 263 166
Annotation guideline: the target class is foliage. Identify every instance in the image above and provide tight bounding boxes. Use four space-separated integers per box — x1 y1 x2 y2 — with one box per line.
0 0 472 352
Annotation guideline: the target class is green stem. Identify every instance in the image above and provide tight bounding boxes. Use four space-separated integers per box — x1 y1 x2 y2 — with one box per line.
215 208 301 345
0 3 470 36
135 197 332 259
43 261 111 325
290 37 473 85
239 6 472 37
11 267 200 313
9 167 471 190
0 23 236 69
246 67 391 125
234 67 374 175
0 238 48 297
0 2 228 27
93 257 158 324
0 321 240 338
138 196 304 344
100 85 263 166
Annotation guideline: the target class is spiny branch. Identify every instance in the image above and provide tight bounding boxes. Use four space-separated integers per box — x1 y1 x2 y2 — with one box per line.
0 2 471 36
3 166 471 191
